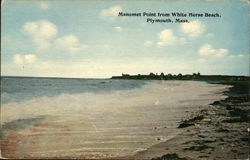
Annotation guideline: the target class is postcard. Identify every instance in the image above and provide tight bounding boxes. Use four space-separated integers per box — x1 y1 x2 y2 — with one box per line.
1 0 249 159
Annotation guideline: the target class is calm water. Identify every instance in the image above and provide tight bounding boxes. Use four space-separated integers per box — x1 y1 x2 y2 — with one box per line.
1 76 147 104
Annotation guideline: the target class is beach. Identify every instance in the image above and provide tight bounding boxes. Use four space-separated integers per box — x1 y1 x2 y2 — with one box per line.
1 80 247 159
126 81 249 160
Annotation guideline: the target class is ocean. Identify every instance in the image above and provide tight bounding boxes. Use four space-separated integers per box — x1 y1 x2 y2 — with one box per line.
1 76 147 104
0 76 229 158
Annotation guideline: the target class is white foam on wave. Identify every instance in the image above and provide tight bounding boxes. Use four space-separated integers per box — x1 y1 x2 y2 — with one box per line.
1 81 228 124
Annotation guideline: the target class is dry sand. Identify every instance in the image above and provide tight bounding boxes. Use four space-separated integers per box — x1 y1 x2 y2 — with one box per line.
0 81 231 159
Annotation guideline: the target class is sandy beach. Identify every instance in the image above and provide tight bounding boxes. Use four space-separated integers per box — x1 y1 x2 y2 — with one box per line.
1 80 246 159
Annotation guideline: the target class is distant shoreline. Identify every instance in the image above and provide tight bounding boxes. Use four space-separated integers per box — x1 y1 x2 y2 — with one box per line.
1 73 249 80
111 73 250 81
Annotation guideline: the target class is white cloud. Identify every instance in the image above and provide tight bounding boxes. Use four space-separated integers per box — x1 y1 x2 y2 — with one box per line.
114 26 123 32
157 29 181 46
181 20 205 38
238 54 245 57
228 54 248 59
23 20 57 49
22 20 88 54
40 1 49 10
100 6 122 20
157 29 177 46
13 54 23 65
13 54 37 65
144 41 153 47
198 44 228 58
24 54 37 63
55 35 88 53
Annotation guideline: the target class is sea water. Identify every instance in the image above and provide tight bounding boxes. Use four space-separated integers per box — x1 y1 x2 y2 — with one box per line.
1 76 147 104
0 76 229 158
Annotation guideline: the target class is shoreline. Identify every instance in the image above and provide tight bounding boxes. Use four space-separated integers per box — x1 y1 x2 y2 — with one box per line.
122 80 249 160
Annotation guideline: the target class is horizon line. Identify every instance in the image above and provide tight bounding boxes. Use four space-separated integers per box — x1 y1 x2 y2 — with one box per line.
1 73 249 79
0 75 109 79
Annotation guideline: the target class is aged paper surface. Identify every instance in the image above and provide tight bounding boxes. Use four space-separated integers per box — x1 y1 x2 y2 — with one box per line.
1 0 249 159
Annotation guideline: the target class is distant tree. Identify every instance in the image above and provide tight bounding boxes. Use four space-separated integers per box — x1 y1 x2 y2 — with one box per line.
149 72 155 76
122 73 130 77
159 72 164 80
192 72 200 79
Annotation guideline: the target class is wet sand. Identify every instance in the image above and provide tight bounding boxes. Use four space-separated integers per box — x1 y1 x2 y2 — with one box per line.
0 81 230 159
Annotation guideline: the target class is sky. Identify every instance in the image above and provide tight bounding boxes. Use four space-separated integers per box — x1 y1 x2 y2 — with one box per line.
1 0 249 78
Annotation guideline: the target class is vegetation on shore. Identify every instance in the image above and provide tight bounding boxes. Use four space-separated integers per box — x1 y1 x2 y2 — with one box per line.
111 72 249 82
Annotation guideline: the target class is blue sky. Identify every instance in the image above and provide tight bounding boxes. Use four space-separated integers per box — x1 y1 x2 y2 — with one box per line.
1 0 249 78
